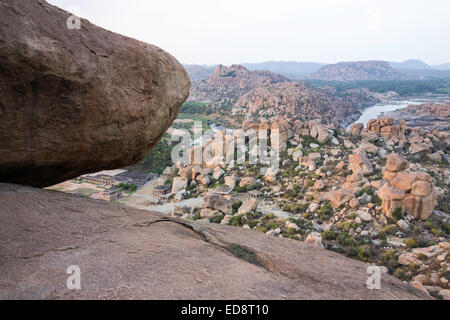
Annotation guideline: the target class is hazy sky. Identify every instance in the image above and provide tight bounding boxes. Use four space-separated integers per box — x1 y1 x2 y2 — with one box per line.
48 0 450 65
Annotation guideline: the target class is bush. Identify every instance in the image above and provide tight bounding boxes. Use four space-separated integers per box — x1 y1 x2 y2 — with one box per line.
357 187 373 197
265 213 276 220
282 203 308 214
232 201 243 213
383 224 397 236
209 214 224 224
406 236 436 248
256 226 268 233
382 249 399 269
229 215 244 227
394 268 412 281
118 183 137 192
322 230 337 240
357 245 374 262
372 194 382 206
392 208 404 221
317 202 333 222
336 232 357 247
443 222 450 234
227 245 258 265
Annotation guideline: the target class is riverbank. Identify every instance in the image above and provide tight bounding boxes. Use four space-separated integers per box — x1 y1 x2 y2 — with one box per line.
348 95 450 128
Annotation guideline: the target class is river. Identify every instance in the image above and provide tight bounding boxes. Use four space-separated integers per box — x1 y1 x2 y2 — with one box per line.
349 96 450 128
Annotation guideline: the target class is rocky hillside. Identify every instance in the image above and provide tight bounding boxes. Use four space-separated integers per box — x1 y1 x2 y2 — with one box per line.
0 182 430 300
189 64 364 127
310 61 405 81
188 64 289 107
157 115 450 299
385 102 450 131
232 82 359 127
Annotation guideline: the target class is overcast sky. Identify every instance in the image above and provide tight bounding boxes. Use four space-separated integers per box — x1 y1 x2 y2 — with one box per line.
48 0 450 65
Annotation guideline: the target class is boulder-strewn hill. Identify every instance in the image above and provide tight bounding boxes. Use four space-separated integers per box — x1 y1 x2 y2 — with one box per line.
232 82 359 126
0 182 430 300
188 64 289 107
310 61 405 81
189 64 364 126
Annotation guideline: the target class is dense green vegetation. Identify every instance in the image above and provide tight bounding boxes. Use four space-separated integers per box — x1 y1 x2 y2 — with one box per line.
180 102 215 115
117 183 137 192
307 79 450 96
178 102 234 127
139 138 173 174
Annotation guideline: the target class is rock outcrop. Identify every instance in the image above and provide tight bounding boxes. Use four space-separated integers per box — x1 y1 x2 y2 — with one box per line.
0 0 190 187
366 117 407 139
0 182 430 300
379 154 438 220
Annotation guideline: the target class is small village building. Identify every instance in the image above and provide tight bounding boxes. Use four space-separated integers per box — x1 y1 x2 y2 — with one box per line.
101 186 123 202
249 190 263 199
80 170 155 189
153 185 171 198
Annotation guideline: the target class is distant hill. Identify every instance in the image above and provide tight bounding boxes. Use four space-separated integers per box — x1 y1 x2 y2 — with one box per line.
183 64 216 82
183 60 450 82
390 59 450 71
309 61 404 81
396 68 450 80
390 59 431 70
432 63 450 71
241 61 325 79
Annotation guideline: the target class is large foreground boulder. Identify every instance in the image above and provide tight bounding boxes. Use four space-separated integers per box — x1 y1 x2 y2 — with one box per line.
0 0 190 187
0 183 430 299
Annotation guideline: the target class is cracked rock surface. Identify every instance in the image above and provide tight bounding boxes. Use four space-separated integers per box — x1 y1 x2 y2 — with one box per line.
0 0 190 188
0 183 430 299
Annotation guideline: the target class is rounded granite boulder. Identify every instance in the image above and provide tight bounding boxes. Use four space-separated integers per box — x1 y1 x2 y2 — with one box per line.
0 0 190 187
